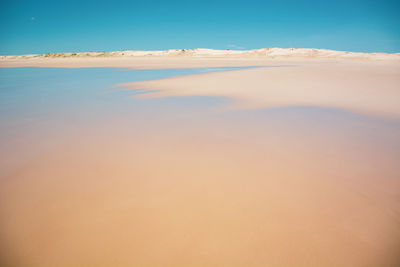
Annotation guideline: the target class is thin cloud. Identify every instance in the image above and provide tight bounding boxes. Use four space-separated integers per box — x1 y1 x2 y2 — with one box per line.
227 44 246 50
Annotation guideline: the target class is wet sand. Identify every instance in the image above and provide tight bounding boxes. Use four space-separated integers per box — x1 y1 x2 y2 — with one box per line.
125 60 400 119
0 60 400 267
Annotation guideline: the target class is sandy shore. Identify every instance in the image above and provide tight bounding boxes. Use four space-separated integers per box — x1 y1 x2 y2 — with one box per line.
0 56 345 70
123 60 400 119
1 50 400 267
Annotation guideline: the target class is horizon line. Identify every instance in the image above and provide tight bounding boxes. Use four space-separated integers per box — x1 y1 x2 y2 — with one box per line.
1 47 399 57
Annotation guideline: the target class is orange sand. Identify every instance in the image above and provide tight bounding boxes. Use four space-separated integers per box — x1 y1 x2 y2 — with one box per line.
1 59 400 267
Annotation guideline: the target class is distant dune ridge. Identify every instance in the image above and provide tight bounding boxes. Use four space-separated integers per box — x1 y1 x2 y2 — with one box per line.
1 47 400 60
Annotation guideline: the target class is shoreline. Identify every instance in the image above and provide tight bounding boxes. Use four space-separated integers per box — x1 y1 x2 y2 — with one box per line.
121 60 400 119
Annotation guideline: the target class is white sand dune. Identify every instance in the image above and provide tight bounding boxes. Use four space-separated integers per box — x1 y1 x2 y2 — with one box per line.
1 47 400 60
1 47 399 69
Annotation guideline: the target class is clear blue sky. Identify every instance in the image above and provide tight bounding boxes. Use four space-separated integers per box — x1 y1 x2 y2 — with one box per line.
1 0 399 55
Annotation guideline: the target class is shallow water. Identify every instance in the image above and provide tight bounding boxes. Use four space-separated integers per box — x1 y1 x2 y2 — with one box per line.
0 67 399 267
0 67 235 173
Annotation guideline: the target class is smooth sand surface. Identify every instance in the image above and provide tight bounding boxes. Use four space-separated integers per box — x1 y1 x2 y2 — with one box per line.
125 60 400 119
1 112 400 267
1 55 400 267
0 56 280 69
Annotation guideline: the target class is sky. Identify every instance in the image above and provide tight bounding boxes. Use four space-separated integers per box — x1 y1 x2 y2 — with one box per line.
0 0 399 55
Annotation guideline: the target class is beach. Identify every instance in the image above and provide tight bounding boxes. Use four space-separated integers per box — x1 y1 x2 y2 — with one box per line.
1 50 400 267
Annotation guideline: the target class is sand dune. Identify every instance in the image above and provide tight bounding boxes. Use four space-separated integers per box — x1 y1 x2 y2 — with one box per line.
1 48 399 69
1 47 400 60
